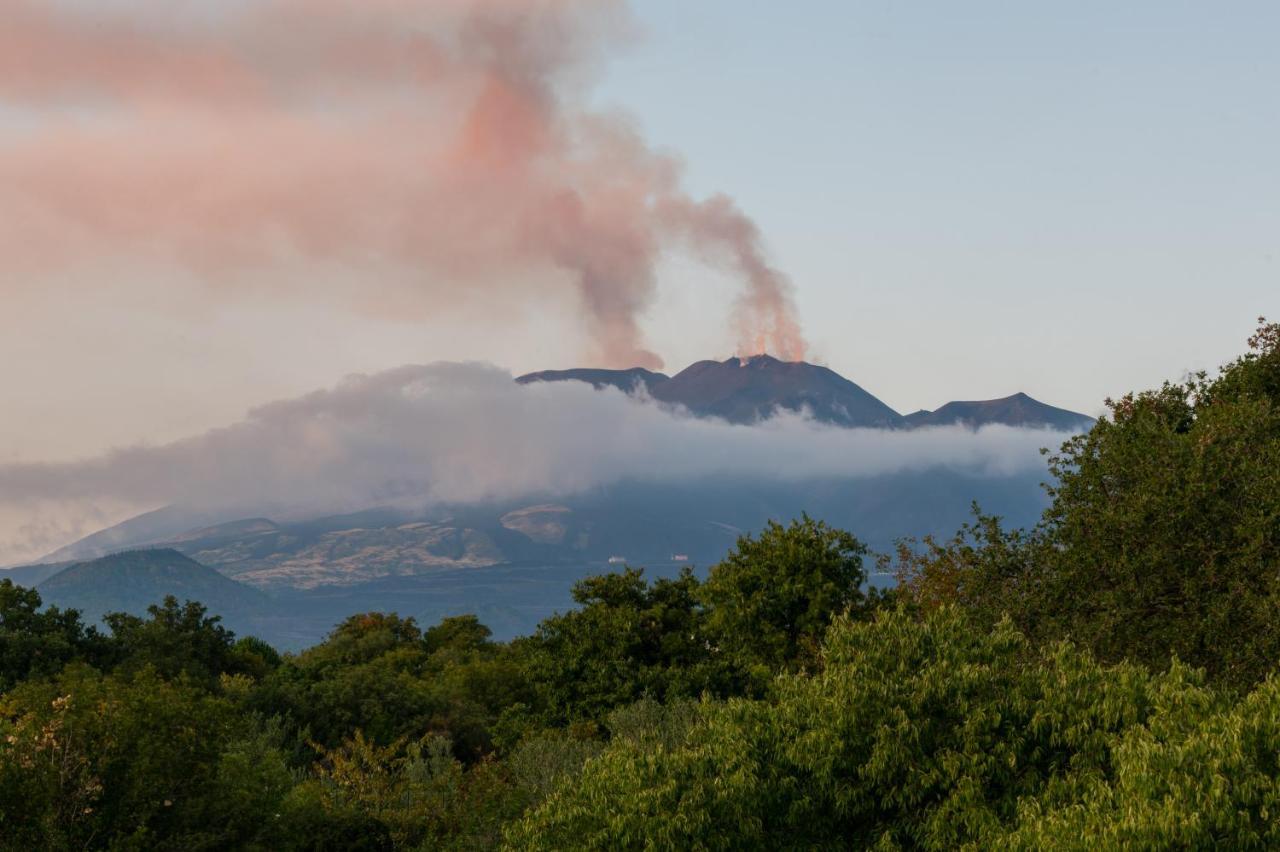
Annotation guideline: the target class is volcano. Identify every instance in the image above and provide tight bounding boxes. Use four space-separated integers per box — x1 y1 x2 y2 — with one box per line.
520 354 901 427
651 354 902 427
518 355 1092 430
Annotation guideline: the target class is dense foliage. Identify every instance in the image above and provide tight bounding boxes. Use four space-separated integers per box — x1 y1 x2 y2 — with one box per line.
896 318 1280 691
514 607 1280 850
2 321 1278 849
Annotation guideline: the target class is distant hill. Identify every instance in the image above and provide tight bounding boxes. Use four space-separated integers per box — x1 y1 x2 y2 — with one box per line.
904 393 1095 431
37 549 271 629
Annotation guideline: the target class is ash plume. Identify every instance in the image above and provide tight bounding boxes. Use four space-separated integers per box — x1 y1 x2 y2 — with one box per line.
0 0 806 367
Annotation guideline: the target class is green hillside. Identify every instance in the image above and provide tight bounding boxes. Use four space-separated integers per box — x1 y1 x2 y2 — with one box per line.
37 548 269 628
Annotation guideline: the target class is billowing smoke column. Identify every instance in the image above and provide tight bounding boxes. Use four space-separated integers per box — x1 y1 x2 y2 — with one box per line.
0 0 807 367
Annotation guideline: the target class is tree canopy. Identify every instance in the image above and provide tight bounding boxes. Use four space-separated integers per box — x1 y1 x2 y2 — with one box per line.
897 318 1280 690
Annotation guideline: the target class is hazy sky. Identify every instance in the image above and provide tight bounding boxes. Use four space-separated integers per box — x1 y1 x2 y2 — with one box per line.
601 1 1278 409
1 0 1276 466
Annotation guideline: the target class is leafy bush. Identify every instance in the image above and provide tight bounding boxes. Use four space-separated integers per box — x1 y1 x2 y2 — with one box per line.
510 607 1280 850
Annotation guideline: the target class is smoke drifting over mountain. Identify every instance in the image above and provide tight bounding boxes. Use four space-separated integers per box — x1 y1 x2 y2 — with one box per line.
0 362 1072 564
0 0 805 367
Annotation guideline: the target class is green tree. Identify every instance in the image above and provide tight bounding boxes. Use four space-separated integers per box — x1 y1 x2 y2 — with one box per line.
103 596 242 685
256 612 531 761
228 635 283 681
509 606 1280 851
898 319 1280 690
0 580 102 690
520 567 722 727
701 514 876 681
1034 321 1280 688
255 614 439 754
277 732 462 851
423 614 493 655
0 664 293 850
889 507 1045 629
521 518 883 729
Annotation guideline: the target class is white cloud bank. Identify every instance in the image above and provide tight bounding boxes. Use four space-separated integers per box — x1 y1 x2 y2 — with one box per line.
0 363 1074 564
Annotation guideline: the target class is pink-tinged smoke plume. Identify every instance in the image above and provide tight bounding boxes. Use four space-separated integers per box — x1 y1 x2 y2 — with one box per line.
0 0 806 367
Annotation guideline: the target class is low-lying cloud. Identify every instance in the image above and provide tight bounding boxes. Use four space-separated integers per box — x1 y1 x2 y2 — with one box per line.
0 362 1073 564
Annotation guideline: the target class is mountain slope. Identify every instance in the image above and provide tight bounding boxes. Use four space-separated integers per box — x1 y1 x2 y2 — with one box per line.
38 548 270 626
518 355 1093 432
904 393 1094 431
649 355 903 427
19 468 1055 647
517 355 907 427
163 511 509 589
38 505 239 564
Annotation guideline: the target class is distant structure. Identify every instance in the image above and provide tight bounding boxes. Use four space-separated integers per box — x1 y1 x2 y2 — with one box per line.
607 555 626 565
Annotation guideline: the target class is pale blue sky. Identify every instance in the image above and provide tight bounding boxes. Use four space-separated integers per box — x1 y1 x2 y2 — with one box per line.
597 1 1278 414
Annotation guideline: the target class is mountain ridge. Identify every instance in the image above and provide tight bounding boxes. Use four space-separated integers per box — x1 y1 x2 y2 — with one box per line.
904 392 1095 431
651 354 904 428
516 354 1093 430
516 367 668 395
